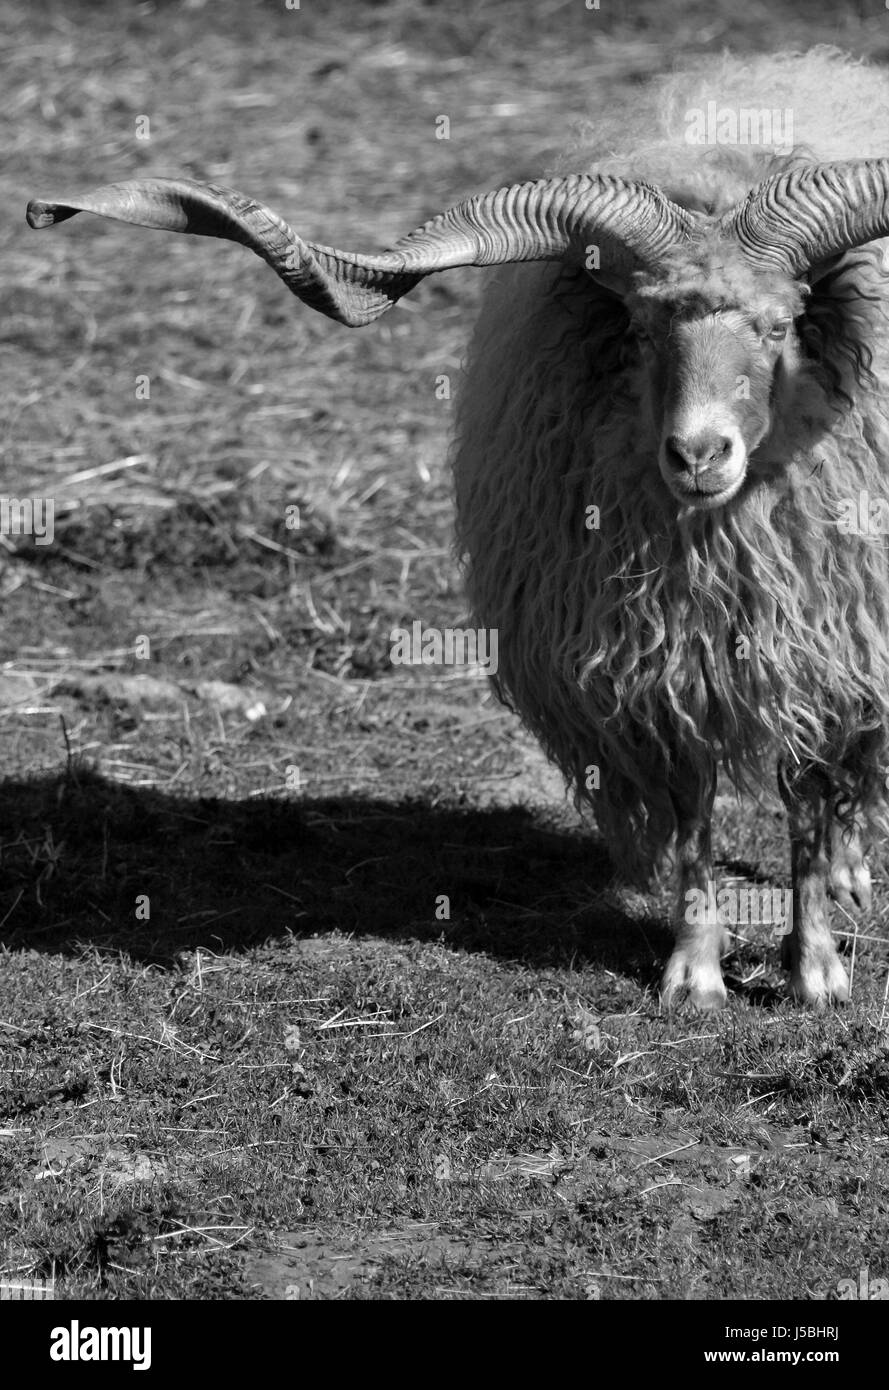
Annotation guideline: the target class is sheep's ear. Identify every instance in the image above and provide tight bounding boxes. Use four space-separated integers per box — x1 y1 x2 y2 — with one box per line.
804 253 847 287
591 272 631 300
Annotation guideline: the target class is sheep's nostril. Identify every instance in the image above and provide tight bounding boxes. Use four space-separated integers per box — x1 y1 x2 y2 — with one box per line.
703 435 732 465
664 435 692 471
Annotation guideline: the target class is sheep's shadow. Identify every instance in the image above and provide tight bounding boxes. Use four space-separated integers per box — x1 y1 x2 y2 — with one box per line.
0 769 669 986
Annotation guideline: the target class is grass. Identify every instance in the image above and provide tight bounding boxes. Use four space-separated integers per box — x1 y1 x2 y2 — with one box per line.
1 0 888 1301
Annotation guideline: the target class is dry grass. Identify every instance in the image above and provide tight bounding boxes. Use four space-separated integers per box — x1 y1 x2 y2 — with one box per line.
0 0 888 1303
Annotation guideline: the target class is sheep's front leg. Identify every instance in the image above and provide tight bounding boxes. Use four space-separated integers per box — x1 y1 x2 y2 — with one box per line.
660 765 726 1011
777 766 850 1006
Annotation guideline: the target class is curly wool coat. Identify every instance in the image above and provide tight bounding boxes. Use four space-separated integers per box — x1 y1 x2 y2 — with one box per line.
452 49 889 882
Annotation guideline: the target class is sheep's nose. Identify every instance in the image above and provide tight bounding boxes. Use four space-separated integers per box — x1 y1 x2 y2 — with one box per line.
663 432 733 473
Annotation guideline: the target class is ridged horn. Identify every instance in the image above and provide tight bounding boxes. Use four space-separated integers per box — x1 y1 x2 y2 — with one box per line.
27 175 698 325
721 159 889 277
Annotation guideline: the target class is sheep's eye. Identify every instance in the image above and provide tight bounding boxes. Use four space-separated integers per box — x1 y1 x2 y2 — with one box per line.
766 321 790 343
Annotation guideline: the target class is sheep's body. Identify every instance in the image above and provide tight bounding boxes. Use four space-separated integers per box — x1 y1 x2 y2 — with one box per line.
454 50 889 900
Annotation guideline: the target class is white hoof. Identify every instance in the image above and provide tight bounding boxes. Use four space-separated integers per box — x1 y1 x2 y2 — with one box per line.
787 948 850 1007
661 949 727 1012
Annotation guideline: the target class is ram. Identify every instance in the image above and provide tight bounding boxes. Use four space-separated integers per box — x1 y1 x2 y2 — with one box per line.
27 48 889 1008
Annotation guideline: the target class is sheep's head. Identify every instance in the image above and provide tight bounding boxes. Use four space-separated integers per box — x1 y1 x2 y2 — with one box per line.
27 161 889 513
628 253 808 509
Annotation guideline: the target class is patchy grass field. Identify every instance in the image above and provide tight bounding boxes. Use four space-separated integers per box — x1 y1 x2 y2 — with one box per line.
1 0 888 1301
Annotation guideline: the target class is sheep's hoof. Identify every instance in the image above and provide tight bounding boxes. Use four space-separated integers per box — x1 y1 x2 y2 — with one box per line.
787 949 850 1007
660 950 727 1012
829 853 872 912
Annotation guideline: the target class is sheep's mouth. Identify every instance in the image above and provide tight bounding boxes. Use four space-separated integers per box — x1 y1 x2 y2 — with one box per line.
662 468 748 510
687 476 747 510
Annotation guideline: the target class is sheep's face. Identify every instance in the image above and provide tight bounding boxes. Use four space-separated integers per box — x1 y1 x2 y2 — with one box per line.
630 270 804 510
